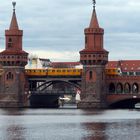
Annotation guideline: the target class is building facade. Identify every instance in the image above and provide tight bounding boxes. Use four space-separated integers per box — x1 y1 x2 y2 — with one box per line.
0 2 140 108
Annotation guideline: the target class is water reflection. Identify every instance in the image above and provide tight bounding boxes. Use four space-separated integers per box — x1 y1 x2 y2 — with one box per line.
82 123 107 140
6 125 25 140
0 109 139 140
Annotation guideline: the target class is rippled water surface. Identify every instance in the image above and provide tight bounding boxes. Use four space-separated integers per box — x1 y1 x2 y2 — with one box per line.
0 106 140 140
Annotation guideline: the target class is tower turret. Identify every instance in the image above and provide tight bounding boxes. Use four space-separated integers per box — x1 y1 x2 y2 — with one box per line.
80 1 108 65
78 0 109 108
0 1 28 67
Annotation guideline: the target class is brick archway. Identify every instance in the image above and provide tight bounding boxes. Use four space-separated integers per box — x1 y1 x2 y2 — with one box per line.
109 83 115 93
116 83 123 93
106 94 140 108
124 83 131 93
132 83 139 93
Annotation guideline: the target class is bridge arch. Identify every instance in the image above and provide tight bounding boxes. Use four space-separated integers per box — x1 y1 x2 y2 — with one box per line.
36 80 81 92
109 98 140 108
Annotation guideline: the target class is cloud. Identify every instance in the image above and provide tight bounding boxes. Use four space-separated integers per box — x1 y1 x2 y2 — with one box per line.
0 0 140 61
28 49 79 62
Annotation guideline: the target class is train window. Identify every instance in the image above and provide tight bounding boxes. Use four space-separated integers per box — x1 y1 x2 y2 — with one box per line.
129 72 134 76
122 72 127 76
136 72 140 75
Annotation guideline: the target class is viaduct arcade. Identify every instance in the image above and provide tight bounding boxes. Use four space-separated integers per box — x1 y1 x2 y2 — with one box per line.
0 1 140 108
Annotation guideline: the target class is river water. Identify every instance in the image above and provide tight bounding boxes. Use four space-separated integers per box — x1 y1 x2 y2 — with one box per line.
0 105 140 140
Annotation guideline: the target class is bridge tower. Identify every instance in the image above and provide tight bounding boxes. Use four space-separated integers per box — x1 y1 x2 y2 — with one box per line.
78 1 109 108
0 2 28 107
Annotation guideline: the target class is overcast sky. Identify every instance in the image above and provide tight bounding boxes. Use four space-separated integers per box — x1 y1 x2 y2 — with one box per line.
0 0 140 62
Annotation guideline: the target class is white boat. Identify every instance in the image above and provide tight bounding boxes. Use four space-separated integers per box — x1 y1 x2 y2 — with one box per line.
59 97 70 102
135 103 140 109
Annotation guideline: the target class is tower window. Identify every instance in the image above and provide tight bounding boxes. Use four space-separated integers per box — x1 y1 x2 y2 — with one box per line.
89 71 92 80
6 72 14 80
8 38 12 48
8 38 12 42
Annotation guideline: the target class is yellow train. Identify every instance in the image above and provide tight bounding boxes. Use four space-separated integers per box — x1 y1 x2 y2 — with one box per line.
105 68 121 76
25 68 82 77
25 68 120 77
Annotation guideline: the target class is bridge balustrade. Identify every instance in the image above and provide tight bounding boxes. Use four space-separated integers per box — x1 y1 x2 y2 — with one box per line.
108 82 139 95
31 90 76 95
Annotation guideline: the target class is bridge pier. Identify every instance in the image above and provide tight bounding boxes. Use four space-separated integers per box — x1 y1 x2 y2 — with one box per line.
77 100 106 109
77 93 108 109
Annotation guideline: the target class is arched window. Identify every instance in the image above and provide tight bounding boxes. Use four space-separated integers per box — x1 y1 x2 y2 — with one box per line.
116 83 123 93
8 38 12 48
124 83 131 93
8 38 12 42
88 60 91 65
132 83 139 93
6 72 14 80
109 83 115 93
89 71 92 80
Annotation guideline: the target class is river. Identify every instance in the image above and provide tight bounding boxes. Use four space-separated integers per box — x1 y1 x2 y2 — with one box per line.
0 106 140 140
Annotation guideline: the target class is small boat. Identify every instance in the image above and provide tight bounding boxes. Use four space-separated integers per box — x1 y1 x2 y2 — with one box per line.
59 97 70 102
135 103 140 109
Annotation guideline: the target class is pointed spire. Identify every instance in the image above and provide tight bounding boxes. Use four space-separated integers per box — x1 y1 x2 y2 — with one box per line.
9 1 19 30
89 0 99 28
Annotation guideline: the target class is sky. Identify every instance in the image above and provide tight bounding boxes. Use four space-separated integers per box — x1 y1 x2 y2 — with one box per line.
0 0 140 62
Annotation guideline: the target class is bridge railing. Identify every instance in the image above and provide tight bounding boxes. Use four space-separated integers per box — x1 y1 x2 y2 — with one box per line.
31 90 76 95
